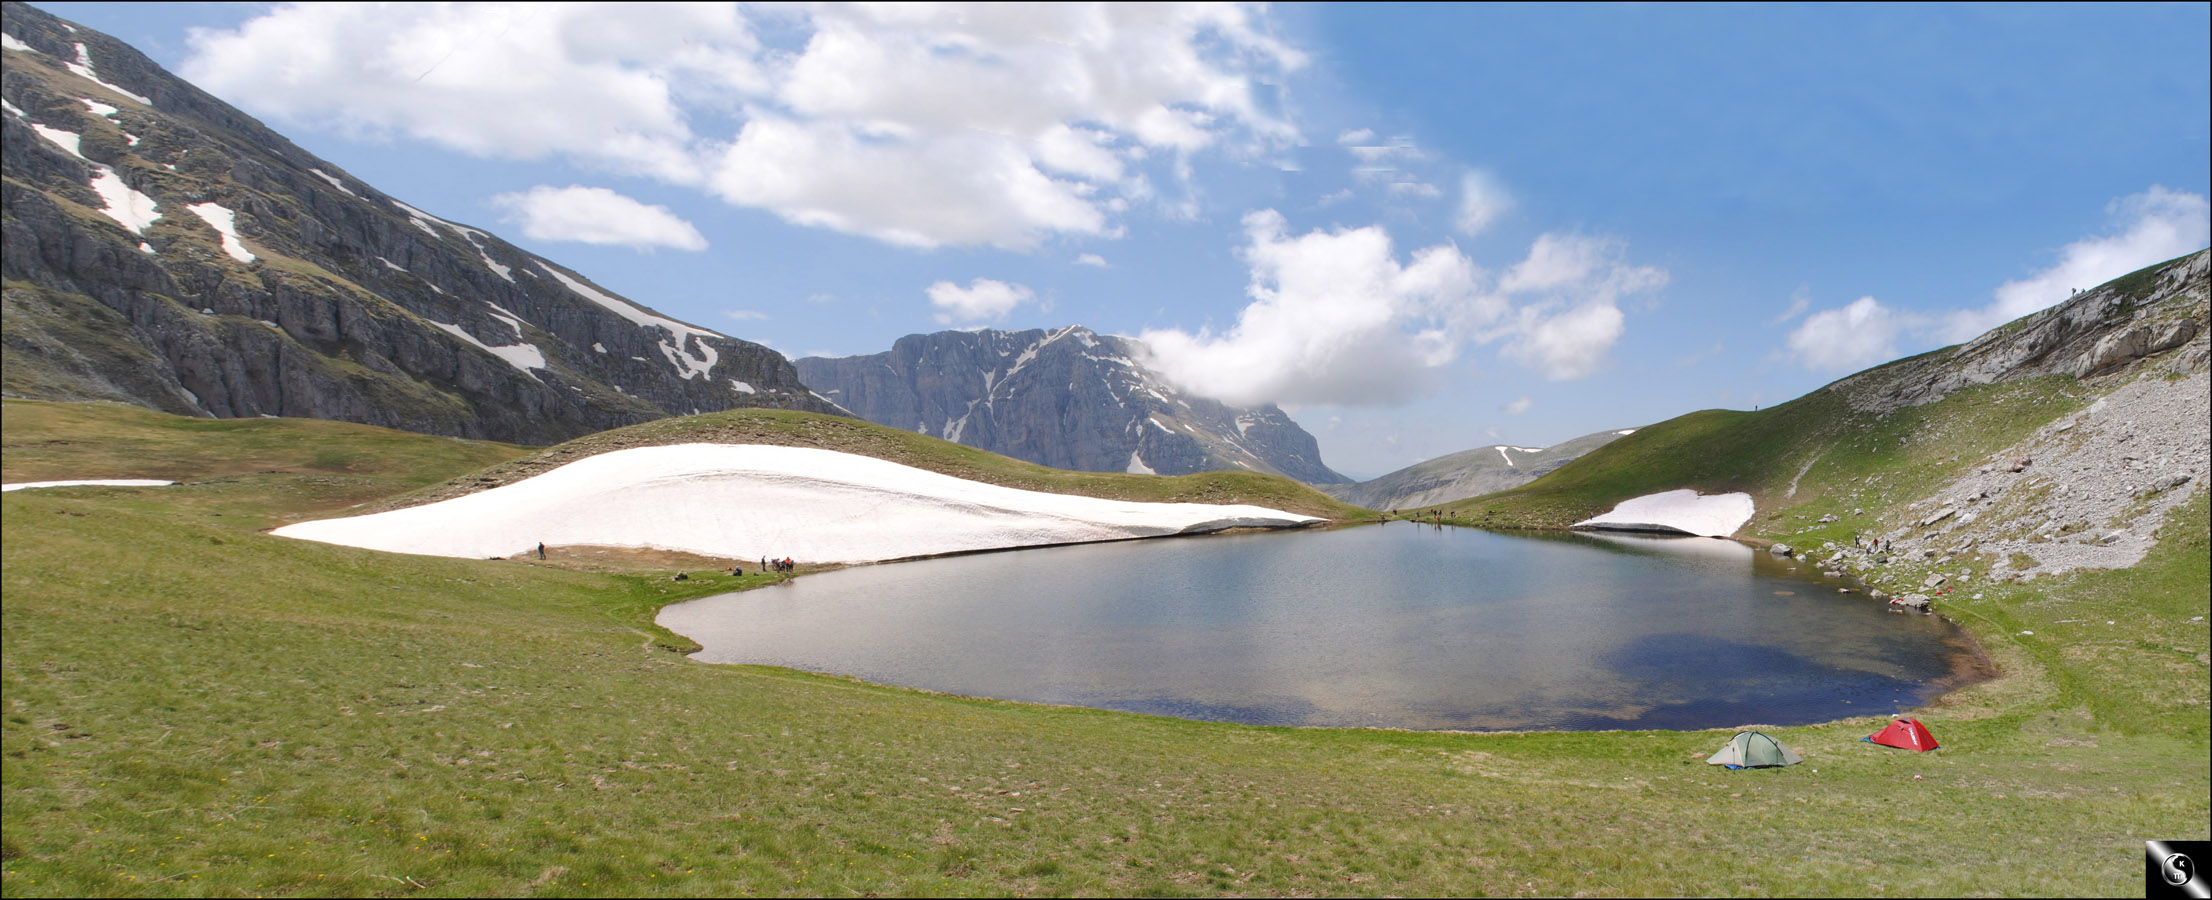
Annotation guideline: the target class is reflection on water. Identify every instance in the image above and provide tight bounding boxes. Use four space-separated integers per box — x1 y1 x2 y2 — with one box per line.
659 524 1988 731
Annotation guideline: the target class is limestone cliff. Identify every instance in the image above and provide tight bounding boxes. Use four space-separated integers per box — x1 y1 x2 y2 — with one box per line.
796 326 1347 484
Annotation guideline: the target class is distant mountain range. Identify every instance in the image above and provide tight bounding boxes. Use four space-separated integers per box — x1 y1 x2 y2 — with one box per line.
1 1 832 446
1320 428 1635 510
796 326 1349 484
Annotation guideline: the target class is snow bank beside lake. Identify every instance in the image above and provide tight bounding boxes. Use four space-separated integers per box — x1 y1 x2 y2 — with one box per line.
1571 489 1754 538
272 443 1321 563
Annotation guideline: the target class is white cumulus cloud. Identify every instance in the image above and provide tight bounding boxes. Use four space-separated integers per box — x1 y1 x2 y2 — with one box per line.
1784 296 1915 373
1138 212 1665 407
1074 253 1110 268
1493 234 1668 380
927 278 1036 323
1939 186 2210 342
490 185 706 251
1140 210 1488 407
184 2 1307 251
1502 396 1532 415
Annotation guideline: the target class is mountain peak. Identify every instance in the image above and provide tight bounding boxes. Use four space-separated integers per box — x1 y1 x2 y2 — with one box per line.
798 326 1348 483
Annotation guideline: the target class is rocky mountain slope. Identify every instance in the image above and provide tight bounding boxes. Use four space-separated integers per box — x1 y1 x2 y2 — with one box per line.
795 325 1347 484
1 2 832 446
1456 250 2209 597
1322 427 1632 510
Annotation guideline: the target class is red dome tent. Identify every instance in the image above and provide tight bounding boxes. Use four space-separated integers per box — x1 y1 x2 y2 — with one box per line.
1866 718 1940 752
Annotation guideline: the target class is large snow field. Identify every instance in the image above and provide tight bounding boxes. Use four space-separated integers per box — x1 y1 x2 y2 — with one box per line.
1570 489 1755 538
271 443 1322 563
2 479 176 492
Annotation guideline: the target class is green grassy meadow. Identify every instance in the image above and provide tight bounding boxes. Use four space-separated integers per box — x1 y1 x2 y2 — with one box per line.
3 399 2206 897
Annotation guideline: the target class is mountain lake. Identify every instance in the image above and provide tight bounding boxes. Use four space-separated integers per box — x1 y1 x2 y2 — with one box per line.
658 524 1992 731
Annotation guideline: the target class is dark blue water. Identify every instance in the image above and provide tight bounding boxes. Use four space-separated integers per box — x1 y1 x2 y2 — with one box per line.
659 524 1989 731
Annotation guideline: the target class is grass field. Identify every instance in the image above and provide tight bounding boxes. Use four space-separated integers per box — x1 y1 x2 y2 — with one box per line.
3 398 2206 897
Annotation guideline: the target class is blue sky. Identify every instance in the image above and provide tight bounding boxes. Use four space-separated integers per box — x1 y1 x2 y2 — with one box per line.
28 2 2211 479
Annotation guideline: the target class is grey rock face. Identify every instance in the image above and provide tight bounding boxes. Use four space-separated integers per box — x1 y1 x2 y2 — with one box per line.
796 326 1347 483
1831 250 2210 414
1 2 832 445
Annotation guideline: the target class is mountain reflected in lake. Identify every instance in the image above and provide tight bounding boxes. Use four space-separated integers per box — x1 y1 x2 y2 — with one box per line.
660 524 1988 731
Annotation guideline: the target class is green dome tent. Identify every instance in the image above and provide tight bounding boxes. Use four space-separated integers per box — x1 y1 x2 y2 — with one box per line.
1705 731 1804 769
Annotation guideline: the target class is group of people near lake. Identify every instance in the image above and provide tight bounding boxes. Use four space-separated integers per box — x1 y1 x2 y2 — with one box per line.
730 556 797 576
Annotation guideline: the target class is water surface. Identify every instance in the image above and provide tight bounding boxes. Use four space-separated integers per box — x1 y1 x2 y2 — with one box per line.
660 524 1987 731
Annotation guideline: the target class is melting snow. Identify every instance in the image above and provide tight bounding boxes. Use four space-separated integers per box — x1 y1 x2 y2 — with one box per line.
378 257 406 273
1496 447 1513 466
29 123 85 158
2 32 32 52
66 42 151 105
88 170 161 235
431 320 545 379
28 120 164 237
310 168 358 197
79 97 117 117
137 242 154 254
1616 429 1637 435
729 380 756 394
536 261 721 379
2 98 24 118
1126 452 1156 475
1572 489 1754 538
407 217 438 239
186 202 255 263
3 479 175 492
272 444 1319 563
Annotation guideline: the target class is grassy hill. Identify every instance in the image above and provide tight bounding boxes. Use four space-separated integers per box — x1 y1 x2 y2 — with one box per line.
4 383 2206 895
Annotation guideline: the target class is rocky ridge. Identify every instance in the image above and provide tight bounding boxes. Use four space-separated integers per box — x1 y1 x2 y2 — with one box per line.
796 326 1347 484
1 2 832 446
1323 427 1633 510
1785 251 2209 602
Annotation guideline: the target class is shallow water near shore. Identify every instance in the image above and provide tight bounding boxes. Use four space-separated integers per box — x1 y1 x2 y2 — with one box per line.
661 524 1989 731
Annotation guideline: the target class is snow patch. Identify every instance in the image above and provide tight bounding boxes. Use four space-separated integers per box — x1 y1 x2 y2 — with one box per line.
1496 447 1513 466
80 97 117 117
378 257 407 273
29 123 85 158
407 217 439 239
186 202 255 263
89 168 161 235
1572 489 1754 538
431 320 545 379
1126 452 1157 475
66 42 151 105
2 98 24 118
2 32 32 53
592 343 607 354
271 444 1319 564
729 380 756 394
536 261 721 379
1616 429 1637 435
310 168 358 197
3 479 175 492
137 242 154 254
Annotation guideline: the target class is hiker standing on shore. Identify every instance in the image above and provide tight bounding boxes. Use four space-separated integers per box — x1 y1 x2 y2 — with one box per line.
537 542 545 560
